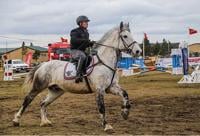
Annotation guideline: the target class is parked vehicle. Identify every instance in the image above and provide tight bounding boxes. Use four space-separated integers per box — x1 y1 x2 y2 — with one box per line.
4 59 30 73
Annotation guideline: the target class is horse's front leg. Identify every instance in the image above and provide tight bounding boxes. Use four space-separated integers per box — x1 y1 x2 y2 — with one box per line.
109 84 131 120
96 88 113 132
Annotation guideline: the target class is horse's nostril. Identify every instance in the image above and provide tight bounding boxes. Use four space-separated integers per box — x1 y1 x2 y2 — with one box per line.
136 50 140 54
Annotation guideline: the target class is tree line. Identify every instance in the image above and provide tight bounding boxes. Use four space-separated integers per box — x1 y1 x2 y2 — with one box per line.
141 38 200 57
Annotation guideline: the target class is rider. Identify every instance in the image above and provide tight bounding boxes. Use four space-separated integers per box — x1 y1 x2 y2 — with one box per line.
70 15 95 83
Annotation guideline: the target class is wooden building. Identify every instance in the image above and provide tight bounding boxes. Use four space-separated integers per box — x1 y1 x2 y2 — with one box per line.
0 45 48 68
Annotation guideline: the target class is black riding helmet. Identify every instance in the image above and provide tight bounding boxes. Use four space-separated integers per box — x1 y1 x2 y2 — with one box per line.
76 15 90 25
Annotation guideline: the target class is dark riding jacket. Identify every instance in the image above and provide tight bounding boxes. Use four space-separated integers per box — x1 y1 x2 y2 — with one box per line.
70 27 91 51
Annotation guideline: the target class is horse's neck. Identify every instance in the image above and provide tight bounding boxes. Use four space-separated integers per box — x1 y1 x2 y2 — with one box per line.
97 34 119 68
97 47 117 68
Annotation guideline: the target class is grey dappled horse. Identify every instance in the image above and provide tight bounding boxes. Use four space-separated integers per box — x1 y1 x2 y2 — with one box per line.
13 22 142 131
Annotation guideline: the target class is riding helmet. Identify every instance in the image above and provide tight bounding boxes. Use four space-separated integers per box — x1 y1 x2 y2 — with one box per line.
76 15 90 25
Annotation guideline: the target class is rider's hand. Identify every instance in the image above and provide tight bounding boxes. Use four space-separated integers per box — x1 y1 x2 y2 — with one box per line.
89 40 96 47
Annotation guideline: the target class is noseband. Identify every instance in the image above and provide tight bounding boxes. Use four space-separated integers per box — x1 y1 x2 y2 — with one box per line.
119 33 137 53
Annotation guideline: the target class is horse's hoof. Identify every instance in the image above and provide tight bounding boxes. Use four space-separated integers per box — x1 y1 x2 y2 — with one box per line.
40 121 52 127
40 123 52 127
121 110 129 120
104 124 114 133
13 121 20 127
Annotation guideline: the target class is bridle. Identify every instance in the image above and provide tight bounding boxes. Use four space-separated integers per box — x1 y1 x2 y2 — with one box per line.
94 29 138 53
119 33 138 53
87 29 138 89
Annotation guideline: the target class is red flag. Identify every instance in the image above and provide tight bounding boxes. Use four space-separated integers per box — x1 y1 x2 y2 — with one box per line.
189 28 198 35
144 33 148 40
25 52 33 66
61 37 68 42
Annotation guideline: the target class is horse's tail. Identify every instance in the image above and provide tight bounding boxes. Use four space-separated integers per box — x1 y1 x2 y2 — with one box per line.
25 64 42 84
23 64 42 91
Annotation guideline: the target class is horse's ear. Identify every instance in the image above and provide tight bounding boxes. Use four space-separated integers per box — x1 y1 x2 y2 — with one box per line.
120 21 123 31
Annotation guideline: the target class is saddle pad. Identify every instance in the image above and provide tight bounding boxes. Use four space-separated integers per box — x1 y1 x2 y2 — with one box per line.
64 63 76 80
63 57 95 80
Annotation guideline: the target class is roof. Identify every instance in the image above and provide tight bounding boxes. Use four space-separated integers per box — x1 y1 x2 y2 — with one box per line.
0 48 16 55
0 45 47 55
27 46 47 52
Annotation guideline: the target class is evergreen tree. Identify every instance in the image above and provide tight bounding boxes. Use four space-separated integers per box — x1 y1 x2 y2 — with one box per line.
144 37 151 56
21 41 27 60
33 50 41 62
193 52 199 57
152 41 161 56
161 39 168 56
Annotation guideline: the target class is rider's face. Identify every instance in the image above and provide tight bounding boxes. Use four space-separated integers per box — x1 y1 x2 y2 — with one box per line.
80 21 88 29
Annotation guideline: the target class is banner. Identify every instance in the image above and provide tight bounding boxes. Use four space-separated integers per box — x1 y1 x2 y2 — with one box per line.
25 52 33 66
182 48 189 75
156 58 172 68
171 49 183 75
188 57 200 66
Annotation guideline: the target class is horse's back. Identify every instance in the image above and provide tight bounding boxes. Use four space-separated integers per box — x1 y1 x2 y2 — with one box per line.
36 60 71 82
44 60 94 93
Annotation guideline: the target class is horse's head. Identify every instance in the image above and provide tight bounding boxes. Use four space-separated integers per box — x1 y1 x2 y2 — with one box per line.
118 22 142 56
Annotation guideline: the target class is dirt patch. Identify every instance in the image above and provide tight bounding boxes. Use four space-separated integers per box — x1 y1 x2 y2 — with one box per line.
0 71 200 135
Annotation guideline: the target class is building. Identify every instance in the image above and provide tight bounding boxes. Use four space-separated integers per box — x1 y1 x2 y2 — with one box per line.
0 45 48 68
189 43 200 57
189 43 200 52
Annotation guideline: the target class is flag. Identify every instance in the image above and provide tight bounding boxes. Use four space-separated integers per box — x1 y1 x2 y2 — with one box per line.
189 28 198 35
61 37 68 42
25 52 33 66
144 33 148 40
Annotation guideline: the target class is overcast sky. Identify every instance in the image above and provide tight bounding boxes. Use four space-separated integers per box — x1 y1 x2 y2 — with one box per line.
0 0 200 48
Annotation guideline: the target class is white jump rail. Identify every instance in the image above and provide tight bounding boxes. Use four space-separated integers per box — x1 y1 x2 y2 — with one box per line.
178 65 200 84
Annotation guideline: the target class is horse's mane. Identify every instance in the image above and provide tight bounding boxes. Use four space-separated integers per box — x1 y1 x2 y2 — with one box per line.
93 23 130 49
93 26 118 49
98 27 118 43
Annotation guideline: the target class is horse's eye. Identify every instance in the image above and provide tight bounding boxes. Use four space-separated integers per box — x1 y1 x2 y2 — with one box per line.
123 35 128 38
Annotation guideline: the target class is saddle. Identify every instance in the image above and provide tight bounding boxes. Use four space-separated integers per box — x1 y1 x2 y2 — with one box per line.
69 55 92 74
69 49 97 74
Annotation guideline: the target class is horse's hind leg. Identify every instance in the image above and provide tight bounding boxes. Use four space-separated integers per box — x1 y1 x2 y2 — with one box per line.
40 84 64 127
109 84 131 120
13 88 41 126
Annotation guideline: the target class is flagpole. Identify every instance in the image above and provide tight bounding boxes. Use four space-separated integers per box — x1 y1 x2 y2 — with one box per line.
187 27 191 57
187 27 190 48
187 27 190 57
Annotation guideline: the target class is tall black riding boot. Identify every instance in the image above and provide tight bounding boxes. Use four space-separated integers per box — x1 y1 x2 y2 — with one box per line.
75 58 84 83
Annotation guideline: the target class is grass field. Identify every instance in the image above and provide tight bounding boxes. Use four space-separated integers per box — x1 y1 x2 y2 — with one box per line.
0 71 200 135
